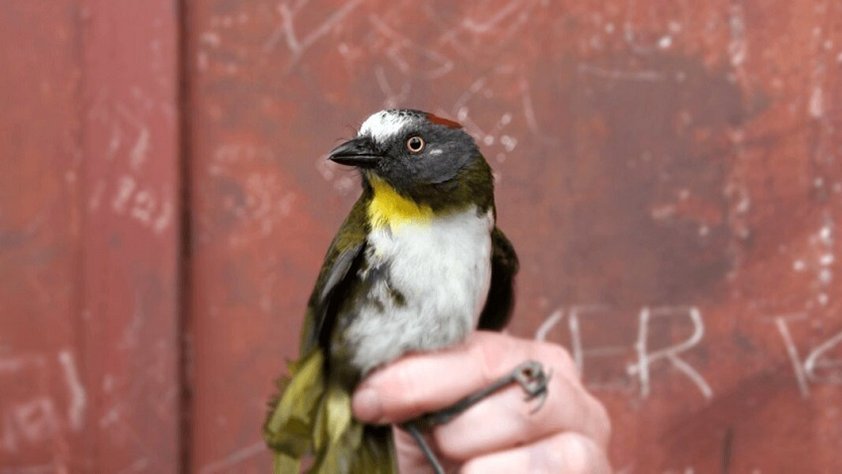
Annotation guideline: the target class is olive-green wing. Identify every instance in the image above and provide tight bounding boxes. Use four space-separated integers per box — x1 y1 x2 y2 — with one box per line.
477 227 519 331
265 195 397 473
299 196 369 355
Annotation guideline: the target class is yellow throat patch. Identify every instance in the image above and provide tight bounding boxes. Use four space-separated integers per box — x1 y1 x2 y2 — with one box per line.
367 177 433 229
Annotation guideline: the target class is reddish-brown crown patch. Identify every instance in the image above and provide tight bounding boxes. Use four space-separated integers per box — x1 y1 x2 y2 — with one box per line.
425 113 463 129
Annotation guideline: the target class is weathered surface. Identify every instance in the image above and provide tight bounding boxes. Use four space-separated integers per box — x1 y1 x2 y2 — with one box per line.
186 1 841 472
2 0 841 472
0 1 181 472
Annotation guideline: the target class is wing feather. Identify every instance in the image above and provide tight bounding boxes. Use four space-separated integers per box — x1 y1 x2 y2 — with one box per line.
300 196 369 354
477 227 519 331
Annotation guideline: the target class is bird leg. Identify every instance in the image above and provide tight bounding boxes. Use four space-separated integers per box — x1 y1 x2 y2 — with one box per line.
398 360 550 474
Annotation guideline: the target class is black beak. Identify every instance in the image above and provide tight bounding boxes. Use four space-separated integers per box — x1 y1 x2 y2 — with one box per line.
328 137 382 169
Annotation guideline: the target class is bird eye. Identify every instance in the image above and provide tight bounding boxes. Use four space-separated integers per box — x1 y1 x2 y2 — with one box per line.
406 136 425 153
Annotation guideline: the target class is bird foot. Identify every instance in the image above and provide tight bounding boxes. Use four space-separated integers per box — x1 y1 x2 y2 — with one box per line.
398 360 550 474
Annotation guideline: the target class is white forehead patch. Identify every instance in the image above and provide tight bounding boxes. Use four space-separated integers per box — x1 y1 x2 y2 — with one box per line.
359 110 415 143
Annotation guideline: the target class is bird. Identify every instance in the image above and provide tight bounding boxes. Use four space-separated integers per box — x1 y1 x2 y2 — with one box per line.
264 109 537 473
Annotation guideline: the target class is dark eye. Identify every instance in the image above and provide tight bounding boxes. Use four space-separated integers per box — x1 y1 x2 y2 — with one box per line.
406 136 425 153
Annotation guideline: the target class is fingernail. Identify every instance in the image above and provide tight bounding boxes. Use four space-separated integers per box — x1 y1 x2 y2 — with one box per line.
352 387 382 422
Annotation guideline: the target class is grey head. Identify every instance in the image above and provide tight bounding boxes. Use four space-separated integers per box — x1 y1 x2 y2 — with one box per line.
328 109 494 211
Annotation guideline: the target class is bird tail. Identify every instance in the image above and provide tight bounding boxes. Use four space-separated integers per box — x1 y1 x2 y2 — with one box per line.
264 349 397 473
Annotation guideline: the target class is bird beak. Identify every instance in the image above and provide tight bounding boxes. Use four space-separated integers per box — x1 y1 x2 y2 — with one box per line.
328 137 382 169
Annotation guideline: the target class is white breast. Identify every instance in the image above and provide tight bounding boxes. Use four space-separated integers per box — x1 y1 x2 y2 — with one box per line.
347 206 494 374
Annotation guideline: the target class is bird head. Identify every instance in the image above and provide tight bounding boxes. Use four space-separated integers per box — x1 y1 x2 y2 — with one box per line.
328 109 494 212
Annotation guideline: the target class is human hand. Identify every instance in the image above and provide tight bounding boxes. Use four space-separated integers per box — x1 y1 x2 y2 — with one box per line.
351 331 612 473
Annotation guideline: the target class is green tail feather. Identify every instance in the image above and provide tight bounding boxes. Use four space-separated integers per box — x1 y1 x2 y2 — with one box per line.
264 349 397 473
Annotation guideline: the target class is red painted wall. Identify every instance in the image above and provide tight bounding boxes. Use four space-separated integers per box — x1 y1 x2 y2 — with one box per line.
2 1 841 472
0 1 182 472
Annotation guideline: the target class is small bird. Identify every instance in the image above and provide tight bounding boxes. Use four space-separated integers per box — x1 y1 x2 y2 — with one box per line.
264 109 540 473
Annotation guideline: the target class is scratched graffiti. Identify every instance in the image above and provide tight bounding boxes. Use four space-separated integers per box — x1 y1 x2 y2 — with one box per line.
0 350 85 455
536 306 842 402
3 0 842 472
204 144 298 248
85 90 177 236
536 306 713 399
771 313 842 397
185 0 842 472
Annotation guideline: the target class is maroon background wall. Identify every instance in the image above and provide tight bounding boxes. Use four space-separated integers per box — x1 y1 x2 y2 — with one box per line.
0 1 182 472
2 0 841 472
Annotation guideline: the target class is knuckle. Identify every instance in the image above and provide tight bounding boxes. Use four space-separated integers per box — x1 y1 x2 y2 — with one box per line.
554 433 599 474
431 428 466 461
546 368 571 405
460 463 477 474
474 333 515 383
386 362 425 412
589 397 613 449
460 460 488 474
536 342 579 379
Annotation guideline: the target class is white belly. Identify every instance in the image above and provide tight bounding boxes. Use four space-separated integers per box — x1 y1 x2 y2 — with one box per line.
347 206 494 374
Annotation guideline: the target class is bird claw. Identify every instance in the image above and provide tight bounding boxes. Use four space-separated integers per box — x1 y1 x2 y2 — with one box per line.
512 360 551 412
399 360 551 474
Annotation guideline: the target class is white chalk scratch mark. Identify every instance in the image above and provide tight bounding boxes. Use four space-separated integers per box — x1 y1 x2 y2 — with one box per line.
815 215 835 297
99 404 124 428
567 305 622 376
668 355 713 399
153 199 174 234
805 329 842 385
519 77 541 133
568 308 584 373
119 300 145 350
374 66 411 107
199 31 221 47
534 309 564 341
112 175 137 214
3 464 55 474
269 3 301 53
369 15 454 79
658 35 673 49
129 126 150 169
57 351 86 431
462 0 525 33
106 172 173 234
88 180 106 212
14 397 59 443
620 0 660 54
116 457 150 474
199 441 265 473
773 315 811 398
809 85 825 119
728 2 747 68
385 47 410 74
196 51 209 71
130 190 156 224
500 134 517 153
578 63 666 82
452 77 488 117
106 124 123 161
264 0 362 72
0 354 46 373
628 307 712 399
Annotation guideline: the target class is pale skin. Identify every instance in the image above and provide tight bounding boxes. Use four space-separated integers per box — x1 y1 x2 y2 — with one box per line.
352 331 613 473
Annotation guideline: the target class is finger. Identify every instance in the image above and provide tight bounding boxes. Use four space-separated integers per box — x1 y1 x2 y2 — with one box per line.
431 367 611 461
460 431 612 474
392 428 458 474
352 331 580 424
